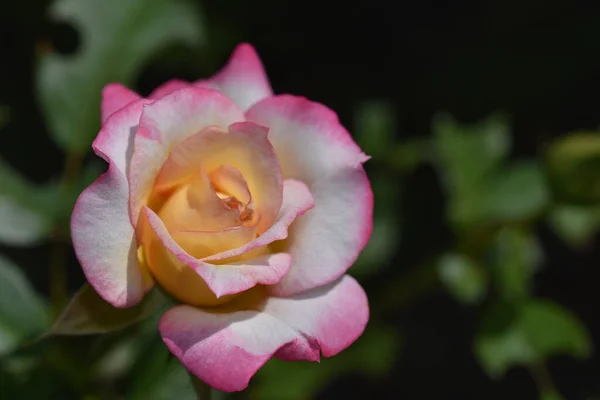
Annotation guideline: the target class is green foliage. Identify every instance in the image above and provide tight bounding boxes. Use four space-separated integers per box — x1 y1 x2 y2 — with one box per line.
475 300 591 378
0 255 48 355
433 112 511 194
37 0 205 152
548 204 600 248
488 227 542 301
0 159 55 245
545 132 600 204
50 284 169 335
354 100 396 159
438 253 487 304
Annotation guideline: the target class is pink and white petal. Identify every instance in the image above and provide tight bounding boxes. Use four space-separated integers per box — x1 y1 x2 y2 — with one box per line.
93 99 152 176
71 167 152 308
246 95 373 295
246 95 369 184
148 79 192 100
267 275 369 358
129 87 245 225
195 43 273 111
159 305 299 392
202 179 314 262
144 206 292 297
101 83 141 124
269 168 373 296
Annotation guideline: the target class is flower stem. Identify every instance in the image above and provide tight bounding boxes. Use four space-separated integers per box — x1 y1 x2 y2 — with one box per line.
529 363 563 400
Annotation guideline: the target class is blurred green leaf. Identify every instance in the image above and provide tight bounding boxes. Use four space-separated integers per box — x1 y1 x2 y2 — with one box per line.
489 227 542 300
0 159 55 246
250 327 399 400
545 132 600 204
0 105 9 127
50 284 168 335
475 300 591 378
548 204 600 248
540 390 564 400
352 175 400 277
0 255 48 355
433 112 511 194
438 253 487 304
128 337 197 400
449 161 549 229
354 100 396 158
37 0 205 152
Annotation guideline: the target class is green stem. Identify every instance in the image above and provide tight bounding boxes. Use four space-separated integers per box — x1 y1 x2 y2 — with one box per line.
529 363 563 400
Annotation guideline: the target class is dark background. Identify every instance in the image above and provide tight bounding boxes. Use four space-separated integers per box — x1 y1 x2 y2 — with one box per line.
1 1 599 399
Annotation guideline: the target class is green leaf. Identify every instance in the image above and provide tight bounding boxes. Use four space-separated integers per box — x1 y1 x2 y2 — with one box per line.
475 300 591 378
540 390 564 400
449 161 549 229
548 204 600 248
250 327 399 400
545 132 600 204
352 175 400 277
50 284 168 335
433 112 511 194
128 339 197 400
0 255 48 355
354 100 396 158
488 227 542 300
37 0 205 152
437 253 487 304
0 159 54 245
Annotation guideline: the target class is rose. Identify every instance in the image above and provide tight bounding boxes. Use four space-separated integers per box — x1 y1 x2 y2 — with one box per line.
71 44 373 392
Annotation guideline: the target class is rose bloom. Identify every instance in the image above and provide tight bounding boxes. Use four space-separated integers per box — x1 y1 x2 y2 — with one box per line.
71 44 373 392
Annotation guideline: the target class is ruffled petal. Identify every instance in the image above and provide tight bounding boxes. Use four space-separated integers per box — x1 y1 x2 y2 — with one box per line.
101 83 141 124
148 79 191 100
246 95 373 295
195 43 273 111
71 101 153 308
159 275 368 392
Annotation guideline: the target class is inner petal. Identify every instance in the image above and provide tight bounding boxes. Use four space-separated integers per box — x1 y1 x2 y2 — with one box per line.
157 167 259 259
152 122 283 234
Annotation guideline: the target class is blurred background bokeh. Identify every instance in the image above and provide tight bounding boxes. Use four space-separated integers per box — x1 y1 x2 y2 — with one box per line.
1 0 599 399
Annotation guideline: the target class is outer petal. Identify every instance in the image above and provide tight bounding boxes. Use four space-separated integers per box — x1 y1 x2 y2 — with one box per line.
195 43 273 111
129 87 245 225
101 83 142 124
158 275 368 392
71 101 153 308
267 275 369 359
148 79 191 100
159 306 298 392
246 96 373 295
144 206 291 298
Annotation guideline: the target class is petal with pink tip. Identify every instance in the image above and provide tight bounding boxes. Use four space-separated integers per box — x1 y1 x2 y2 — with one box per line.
71 101 153 308
246 95 373 296
195 43 273 111
128 87 245 225
158 275 368 392
101 83 141 124
148 79 191 100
